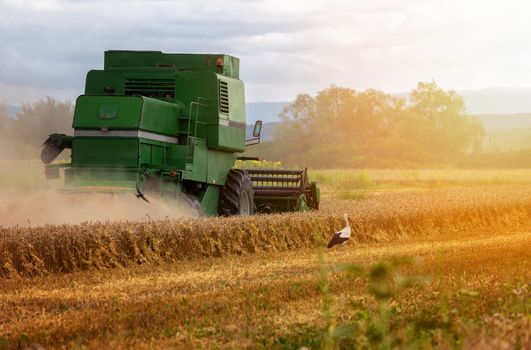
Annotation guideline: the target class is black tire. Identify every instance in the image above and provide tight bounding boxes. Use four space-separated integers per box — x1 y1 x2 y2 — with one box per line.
218 169 254 216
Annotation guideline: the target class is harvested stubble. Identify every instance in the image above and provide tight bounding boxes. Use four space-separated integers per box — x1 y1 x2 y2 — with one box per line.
1 186 530 278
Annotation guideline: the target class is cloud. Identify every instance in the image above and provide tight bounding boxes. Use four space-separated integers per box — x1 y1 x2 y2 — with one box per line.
1 0 531 104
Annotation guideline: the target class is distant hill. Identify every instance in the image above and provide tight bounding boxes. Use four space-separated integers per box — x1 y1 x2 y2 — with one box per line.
475 113 531 132
246 122 279 141
7 105 20 117
245 102 289 125
459 88 531 114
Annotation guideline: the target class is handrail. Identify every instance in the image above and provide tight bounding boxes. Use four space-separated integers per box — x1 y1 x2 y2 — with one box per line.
185 98 208 169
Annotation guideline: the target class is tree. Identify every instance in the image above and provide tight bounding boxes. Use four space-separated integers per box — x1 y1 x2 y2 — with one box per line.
0 102 9 128
255 81 485 168
0 102 17 159
403 81 484 163
13 97 73 149
0 97 73 160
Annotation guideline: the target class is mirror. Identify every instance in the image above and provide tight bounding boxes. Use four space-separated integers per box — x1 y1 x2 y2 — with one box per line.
253 120 262 138
246 120 263 146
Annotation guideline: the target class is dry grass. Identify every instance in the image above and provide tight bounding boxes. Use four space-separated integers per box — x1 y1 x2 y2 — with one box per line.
313 168 531 187
1 186 530 278
0 230 529 349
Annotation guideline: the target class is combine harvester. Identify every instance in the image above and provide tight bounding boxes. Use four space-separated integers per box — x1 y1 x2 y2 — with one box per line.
41 50 320 216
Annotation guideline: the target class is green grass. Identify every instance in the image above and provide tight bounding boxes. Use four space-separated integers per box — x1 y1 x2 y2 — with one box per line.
311 168 531 197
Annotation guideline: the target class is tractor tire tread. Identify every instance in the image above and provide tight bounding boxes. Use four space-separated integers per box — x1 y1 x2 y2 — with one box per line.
218 169 254 216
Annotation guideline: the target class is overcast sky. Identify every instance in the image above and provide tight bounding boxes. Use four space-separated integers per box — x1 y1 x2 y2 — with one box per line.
1 0 531 105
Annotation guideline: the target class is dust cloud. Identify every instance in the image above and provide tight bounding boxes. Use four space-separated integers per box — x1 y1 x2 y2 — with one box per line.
0 190 193 228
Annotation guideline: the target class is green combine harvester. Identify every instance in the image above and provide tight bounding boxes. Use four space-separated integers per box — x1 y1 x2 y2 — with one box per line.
41 50 319 216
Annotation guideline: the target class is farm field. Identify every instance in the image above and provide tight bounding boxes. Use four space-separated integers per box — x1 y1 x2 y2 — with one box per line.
0 164 530 349
1 220 529 349
4 2 531 350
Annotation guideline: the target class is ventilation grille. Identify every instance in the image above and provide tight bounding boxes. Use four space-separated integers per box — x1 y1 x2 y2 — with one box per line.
219 80 229 115
124 78 175 99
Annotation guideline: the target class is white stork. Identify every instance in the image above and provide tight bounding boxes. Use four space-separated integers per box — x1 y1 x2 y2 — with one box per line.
327 213 351 248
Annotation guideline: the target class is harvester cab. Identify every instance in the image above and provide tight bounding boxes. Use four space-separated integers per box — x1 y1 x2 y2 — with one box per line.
41 50 320 216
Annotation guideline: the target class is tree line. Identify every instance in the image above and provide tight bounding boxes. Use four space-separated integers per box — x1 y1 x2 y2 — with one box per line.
1 83 529 168
0 98 73 160
253 81 490 168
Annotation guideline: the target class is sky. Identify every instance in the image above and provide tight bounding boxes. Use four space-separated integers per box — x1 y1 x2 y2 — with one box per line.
1 0 531 105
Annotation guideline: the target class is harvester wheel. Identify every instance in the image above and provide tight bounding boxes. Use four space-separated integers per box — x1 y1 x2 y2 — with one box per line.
179 193 203 217
218 169 254 216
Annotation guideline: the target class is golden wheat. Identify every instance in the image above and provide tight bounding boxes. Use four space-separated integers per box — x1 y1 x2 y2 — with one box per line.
0 229 529 349
1 185 530 278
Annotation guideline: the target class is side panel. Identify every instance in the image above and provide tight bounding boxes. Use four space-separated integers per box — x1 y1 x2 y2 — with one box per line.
139 97 181 136
73 95 142 129
181 139 208 182
206 76 246 151
199 185 221 216
206 150 237 185
174 72 218 125
64 168 138 191
207 125 245 152
72 138 139 167
74 95 181 137
166 144 187 169
224 76 246 124
139 140 167 168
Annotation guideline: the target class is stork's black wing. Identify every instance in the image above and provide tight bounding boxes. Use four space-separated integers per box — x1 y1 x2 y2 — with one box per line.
327 232 349 248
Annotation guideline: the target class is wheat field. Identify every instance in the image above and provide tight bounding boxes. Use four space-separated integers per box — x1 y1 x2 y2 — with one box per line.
0 167 530 349
1 186 531 279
